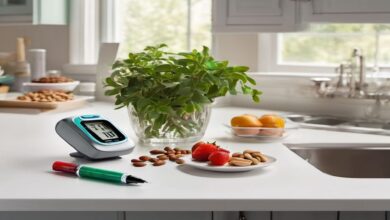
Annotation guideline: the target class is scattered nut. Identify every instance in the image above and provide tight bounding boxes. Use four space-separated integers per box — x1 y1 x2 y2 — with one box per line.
149 158 159 163
139 156 151 161
175 159 185 164
131 159 143 163
157 155 169 160
132 162 146 167
169 155 177 161
164 146 173 151
153 160 166 166
150 149 166 155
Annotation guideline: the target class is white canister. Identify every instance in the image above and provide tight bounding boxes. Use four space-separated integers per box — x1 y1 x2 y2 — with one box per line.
28 49 46 81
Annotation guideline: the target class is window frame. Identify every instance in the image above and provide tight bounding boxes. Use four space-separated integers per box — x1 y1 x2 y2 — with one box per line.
259 31 390 75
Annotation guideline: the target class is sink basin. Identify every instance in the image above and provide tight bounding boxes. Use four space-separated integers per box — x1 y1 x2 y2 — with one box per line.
285 143 390 178
286 114 390 135
304 118 348 126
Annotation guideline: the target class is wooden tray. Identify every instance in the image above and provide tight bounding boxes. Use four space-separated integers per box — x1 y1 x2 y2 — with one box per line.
0 94 93 110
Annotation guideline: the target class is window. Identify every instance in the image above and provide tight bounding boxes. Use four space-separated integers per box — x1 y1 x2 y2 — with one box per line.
115 0 212 57
262 23 390 73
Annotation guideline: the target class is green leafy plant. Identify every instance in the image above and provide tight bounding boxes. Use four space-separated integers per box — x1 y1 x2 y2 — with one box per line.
104 44 261 139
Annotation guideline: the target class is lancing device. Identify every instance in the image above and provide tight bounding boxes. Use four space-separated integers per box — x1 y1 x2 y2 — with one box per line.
52 161 147 184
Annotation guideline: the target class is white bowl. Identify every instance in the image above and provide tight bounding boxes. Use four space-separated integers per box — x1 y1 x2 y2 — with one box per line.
225 119 299 140
22 81 80 92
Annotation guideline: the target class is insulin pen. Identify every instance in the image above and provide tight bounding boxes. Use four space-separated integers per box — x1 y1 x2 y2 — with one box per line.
52 161 147 184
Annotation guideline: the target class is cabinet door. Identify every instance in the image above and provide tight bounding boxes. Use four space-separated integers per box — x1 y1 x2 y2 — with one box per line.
212 0 302 33
272 212 337 220
303 0 390 23
125 212 212 220
339 212 386 220
0 0 33 15
0 212 120 220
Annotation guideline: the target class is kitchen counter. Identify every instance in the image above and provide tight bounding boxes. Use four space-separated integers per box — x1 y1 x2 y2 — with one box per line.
2 103 390 211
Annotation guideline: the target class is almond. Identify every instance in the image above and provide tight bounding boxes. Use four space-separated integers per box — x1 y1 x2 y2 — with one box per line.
153 160 166 166
157 155 169 160
257 154 268 162
139 156 151 161
149 158 159 163
229 160 252 167
131 159 142 163
132 162 146 167
164 146 173 151
150 149 166 155
175 158 185 164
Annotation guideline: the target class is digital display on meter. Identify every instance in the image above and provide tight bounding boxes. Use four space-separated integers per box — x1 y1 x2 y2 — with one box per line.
81 120 126 143
84 121 119 140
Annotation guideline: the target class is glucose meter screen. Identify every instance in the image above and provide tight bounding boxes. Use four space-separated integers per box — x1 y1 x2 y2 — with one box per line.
85 121 119 140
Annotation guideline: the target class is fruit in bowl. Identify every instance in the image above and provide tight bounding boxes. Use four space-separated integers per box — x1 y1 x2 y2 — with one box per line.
230 114 263 135
230 114 285 137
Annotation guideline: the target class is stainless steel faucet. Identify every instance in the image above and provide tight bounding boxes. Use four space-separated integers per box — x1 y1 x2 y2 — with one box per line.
351 48 366 97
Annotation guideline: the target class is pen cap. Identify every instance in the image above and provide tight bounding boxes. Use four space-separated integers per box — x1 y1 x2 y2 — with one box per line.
52 161 78 174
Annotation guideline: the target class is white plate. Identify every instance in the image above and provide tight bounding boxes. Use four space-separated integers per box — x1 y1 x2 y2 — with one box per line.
183 155 276 172
23 81 80 92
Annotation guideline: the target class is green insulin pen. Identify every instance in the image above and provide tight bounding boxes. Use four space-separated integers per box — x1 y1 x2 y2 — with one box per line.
52 161 147 184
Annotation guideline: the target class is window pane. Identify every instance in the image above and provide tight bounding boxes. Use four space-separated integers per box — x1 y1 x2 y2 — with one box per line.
116 0 211 57
190 0 211 51
279 24 390 67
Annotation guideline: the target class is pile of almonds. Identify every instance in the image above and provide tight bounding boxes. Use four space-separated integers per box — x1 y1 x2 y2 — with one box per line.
32 75 74 83
131 146 191 167
229 150 268 167
17 90 74 102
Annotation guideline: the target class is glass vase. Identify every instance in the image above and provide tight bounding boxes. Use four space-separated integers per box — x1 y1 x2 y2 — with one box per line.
128 104 211 146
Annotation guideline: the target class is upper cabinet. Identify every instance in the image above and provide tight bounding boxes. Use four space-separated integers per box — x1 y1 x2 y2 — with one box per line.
213 0 390 33
303 0 390 23
213 0 302 32
0 0 68 25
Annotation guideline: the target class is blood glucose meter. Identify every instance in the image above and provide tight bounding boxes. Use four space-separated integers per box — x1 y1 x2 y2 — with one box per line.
55 115 135 160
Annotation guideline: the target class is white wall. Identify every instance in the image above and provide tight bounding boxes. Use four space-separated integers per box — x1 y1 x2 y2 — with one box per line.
213 34 259 72
0 25 69 70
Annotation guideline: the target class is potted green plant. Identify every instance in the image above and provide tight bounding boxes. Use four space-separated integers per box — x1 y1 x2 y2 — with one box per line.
104 44 261 145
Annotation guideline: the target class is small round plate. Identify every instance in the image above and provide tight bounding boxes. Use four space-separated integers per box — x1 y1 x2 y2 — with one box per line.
183 155 276 172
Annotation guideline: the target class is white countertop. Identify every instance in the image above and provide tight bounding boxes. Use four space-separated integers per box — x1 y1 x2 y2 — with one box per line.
2 103 390 211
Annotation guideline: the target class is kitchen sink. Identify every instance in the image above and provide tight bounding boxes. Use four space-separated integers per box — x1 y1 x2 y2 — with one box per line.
286 143 390 178
304 118 348 126
286 114 390 135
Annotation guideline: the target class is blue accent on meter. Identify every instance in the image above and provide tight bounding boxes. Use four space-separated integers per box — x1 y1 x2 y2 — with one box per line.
80 115 99 119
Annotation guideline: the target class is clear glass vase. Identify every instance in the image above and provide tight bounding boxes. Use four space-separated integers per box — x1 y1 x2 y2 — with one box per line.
128 104 211 146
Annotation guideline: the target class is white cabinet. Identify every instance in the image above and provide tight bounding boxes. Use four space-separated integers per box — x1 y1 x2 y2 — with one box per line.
213 0 390 33
0 0 68 24
0 212 120 220
272 212 338 220
212 0 302 33
339 212 386 220
125 212 212 220
303 0 390 23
